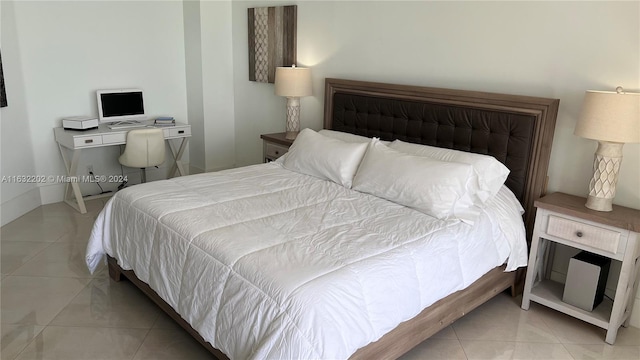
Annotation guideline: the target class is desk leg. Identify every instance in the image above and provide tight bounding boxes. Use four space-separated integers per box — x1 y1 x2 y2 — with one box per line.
58 144 87 214
168 137 189 177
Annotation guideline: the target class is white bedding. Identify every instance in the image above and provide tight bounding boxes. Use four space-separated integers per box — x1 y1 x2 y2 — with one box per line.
86 162 527 359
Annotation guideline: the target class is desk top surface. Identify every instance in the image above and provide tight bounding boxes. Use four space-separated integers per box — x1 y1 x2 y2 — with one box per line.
54 121 190 136
55 121 191 150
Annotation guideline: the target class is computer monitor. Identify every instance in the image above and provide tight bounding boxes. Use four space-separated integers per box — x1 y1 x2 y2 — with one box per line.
96 89 146 123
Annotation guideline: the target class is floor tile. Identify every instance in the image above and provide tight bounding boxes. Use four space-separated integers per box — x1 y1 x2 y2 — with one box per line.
430 325 458 340
0 276 89 325
536 305 609 344
22 199 106 221
12 242 94 278
460 340 516 359
0 216 72 243
461 340 574 360
14 326 147 360
50 277 160 329
132 327 214 360
1 199 106 244
564 343 640 359
152 311 183 330
1 242 51 275
452 295 559 343
21 202 88 220
55 217 95 244
1 324 45 360
611 325 640 346
399 338 467 360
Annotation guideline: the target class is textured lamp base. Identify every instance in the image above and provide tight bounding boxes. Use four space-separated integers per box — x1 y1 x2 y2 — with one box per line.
285 97 300 140
585 141 623 212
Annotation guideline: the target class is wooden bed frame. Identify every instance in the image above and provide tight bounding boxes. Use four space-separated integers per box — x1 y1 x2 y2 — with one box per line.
107 78 559 359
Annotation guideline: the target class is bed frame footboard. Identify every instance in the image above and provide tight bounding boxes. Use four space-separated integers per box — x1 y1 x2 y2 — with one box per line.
350 265 514 359
107 256 513 360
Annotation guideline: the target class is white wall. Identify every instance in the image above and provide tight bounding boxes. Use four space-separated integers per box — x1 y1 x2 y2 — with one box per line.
184 0 236 173
201 0 235 171
184 0 206 174
0 1 42 225
6 0 188 204
232 1 297 166
230 1 640 326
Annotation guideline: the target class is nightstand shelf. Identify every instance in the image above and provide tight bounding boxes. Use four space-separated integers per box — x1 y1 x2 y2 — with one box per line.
260 132 294 162
529 279 612 329
521 192 640 345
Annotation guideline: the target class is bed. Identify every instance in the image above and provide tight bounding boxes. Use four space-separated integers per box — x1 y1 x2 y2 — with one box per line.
86 78 559 359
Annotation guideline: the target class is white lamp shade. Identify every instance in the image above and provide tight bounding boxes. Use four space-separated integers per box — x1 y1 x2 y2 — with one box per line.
274 67 312 97
574 89 640 143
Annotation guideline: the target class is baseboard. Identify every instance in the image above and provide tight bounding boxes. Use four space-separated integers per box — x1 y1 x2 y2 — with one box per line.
1 188 42 226
190 164 205 175
190 164 234 174
39 183 65 205
631 298 640 328
206 164 236 173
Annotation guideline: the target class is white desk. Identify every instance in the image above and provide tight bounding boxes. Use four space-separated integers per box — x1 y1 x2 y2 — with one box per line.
54 122 191 214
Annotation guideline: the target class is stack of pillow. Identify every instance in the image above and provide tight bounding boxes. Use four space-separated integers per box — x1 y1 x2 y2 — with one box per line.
281 128 510 225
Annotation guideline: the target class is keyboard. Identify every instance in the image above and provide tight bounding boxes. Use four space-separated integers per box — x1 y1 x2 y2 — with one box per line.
108 123 147 130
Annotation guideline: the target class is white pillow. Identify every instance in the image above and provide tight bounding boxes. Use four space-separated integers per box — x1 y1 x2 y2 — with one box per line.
318 129 390 145
352 140 480 223
388 140 510 204
283 129 368 188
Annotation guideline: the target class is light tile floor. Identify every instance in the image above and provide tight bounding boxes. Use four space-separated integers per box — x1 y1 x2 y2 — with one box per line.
1 200 639 359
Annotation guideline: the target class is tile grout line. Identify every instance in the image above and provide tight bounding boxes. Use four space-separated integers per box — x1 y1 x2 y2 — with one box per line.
450 323 471 360
5 274 92 359
6 325 46 360
1 200 107 359
2 242 57 277
130 326 155 360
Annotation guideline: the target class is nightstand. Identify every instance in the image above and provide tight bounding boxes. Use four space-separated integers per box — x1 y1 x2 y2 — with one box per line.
521 192 640 344
260 132 294 163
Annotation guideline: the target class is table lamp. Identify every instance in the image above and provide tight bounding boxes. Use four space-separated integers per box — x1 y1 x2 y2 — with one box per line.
574 87 640 211
275 65 312 140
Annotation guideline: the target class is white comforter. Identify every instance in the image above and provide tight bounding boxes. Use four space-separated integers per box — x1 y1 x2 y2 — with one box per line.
86 162 527 359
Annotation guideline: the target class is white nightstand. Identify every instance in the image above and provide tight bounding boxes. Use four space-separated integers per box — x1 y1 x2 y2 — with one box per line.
260 132 294 163
521 192 640 344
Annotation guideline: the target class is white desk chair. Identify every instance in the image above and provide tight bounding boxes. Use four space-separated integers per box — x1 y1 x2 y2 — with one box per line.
119 128 165 183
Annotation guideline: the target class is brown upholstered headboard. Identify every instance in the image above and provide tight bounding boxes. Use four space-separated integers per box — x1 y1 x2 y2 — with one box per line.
323 78 559 238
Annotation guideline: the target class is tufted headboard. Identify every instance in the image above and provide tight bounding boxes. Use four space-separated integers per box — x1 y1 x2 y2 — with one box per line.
323 78 559 238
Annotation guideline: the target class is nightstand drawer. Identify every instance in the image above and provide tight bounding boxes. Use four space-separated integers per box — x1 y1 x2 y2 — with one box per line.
265 142 289 160
547 215 620 253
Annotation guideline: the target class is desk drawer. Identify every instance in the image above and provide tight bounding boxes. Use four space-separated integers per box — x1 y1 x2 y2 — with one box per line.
73 135 103 148
265 142 289 160
102 133 126 144
547 215 620 254
169 128 191 137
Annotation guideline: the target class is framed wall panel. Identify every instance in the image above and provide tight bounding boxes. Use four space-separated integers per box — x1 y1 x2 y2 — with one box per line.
248 5 296 83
